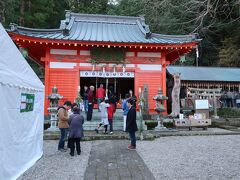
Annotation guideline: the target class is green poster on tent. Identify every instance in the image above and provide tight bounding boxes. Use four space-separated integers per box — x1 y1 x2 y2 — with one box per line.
20 93 35 113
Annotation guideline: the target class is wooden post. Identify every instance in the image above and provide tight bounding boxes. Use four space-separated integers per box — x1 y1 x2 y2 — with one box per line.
106 78 108 90
114 78 116 94
213 91 219 119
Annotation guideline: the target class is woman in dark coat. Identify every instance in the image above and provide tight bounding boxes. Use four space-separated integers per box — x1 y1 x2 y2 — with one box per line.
68 107 84 156
126 98 138 150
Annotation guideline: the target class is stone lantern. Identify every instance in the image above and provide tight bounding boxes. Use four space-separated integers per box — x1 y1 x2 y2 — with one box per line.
153 89 168 129
47 86 63 131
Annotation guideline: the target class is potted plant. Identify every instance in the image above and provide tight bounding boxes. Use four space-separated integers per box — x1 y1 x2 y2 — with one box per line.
144 120 158 130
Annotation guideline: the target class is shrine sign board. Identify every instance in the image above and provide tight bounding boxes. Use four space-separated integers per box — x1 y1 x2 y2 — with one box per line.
195 99 209 110
20 93 35 112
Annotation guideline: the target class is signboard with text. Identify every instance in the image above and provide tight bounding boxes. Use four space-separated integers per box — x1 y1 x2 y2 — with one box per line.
20 93 35 112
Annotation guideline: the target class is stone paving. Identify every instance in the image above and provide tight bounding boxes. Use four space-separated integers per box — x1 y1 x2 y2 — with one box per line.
18 140 92 180
18 132 240 180
137 135 240 180
84 140 155 180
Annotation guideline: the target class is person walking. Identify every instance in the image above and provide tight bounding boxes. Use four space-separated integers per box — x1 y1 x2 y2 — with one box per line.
126 98 138 150
95 97 110 134
96 84 105 112
87 85 95 121
122 93 130 131
68 106 84 156
57 101 72 151
108 97 116 134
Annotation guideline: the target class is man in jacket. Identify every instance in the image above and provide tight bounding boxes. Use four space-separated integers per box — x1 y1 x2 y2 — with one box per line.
126 98 138 150
87 85 95 121
57 101 72 151
96 84 105 112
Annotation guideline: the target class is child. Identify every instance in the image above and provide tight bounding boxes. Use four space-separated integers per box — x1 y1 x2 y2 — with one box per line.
108 97 116 134
95 97 110 134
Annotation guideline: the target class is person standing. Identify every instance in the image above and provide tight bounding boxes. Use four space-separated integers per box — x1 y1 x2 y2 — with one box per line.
126 98 138 150
68 106 84 156
122 93 130 131
129 89 137 107
96 84 105 112
82 85 89 113
57 101 72 151
87 85 95 121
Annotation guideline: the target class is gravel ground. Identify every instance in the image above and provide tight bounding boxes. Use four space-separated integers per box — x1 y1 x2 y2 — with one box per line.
18 140 92 180
137 135 240 180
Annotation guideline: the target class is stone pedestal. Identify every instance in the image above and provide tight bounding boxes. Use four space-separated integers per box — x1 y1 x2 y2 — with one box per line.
46 86 63 131
153 89 168 130
46 107 58 131
154 117 167 130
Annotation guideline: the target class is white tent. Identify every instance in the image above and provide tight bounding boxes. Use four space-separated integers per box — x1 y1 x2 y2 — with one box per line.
0 23 44 180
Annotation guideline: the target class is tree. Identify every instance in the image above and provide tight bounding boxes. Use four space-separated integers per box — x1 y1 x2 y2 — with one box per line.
66 0 109 14
110 0 240 67
0 0 19 26
1 0 239 67
219 36 240 67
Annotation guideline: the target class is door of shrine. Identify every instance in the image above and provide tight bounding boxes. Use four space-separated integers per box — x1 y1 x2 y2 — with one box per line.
80 76 134 103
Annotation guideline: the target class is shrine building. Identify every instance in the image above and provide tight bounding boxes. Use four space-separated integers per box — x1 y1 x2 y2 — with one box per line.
8 11 200 114
167 66 240 91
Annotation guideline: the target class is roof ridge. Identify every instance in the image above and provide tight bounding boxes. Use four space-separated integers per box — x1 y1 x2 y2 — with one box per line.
70 12 143 22
152 33 200 41
168 65 240 70
74 19 137 25
9 23 62 33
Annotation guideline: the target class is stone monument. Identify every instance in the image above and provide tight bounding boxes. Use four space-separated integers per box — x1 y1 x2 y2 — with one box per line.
153 89 168 130
170 73 181 117
47 86 63 131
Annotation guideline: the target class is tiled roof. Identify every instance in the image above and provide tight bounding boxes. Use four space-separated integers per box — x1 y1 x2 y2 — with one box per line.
9 11 200 44
167 66 240 82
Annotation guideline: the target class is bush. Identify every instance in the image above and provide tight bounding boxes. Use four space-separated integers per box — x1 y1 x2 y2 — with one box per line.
163 121 174 128
218 108 240 118
144 120 158 130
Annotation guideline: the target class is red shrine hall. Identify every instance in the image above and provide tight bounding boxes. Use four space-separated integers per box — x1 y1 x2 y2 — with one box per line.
8 11 200 115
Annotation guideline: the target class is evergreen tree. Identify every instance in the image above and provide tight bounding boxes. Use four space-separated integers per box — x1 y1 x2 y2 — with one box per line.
1 0 239 67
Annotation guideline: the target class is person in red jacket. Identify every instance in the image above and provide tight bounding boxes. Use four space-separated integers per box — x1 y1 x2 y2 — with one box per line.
108 97 116 134
96 84 105 112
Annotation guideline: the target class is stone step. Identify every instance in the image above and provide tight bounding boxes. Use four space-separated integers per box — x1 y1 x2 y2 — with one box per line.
82 109 125 121
45 109 147 131
83 121 125 130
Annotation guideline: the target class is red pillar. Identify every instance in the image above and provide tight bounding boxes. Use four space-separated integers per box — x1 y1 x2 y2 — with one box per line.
44 48 50 115
161 54 167 115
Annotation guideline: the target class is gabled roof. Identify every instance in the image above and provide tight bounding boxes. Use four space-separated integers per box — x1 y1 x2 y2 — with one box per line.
8 11 200 44
167 66 240 82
